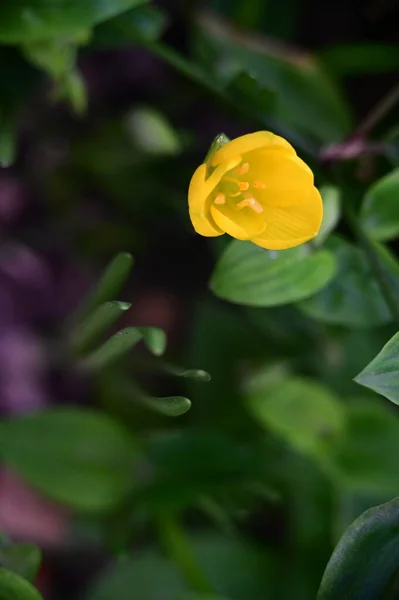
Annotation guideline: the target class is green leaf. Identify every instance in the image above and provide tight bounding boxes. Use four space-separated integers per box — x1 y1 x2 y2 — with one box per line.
126 108 181 156
0 408 136 513
135 327 167 356
354 331 399 404
204 133 230 163
319 44 399 76
164 365 212 382
246 377 345 463
332 398 399 495
141 396 192 417
226 72 275 120
71 301 131 354
82 327 143 370
0 568 43 600
77 252 134 320
195 13 351 142
0 0 148 44
0 544 41 583
210 240 336 307
314 186 341 246
93 5 167 46
299 236 395 328
317 497 399 600
360 169 399 242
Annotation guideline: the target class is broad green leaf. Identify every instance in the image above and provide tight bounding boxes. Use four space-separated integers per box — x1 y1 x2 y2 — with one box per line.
210 240 336 307
0 408 136 513
354 331 399 404
93 5 167 46
226 72 275 120
246 377 345 463
77 252 134 320
71 301 131 354
319 44 399 76
0 544 41 583
299 236 394 328
0 0 148 43
332 398 399 494
0 568 43 600
360 169 399 241
317 497 399 600
314 186 341 246
195 13 351 142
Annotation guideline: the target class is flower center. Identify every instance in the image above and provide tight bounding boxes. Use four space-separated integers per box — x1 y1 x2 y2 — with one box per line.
211 161 264 214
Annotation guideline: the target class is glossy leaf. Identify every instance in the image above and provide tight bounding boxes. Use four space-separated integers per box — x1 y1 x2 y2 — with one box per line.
300 236 395 328
246 377 345 462
210 240 336 307
314 186 341 246
0 0 148 43
317 497 399 600
361 169 399 241
71 301 131 353
354 331 399 404
0 408 137 513
0 568 43 600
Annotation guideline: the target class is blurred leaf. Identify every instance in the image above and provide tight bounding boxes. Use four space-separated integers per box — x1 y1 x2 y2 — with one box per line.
0 408 137 513
300 236 395 328
87 532 276 600
319 44 399 76
71 301 132 354
126 108 181 155
93 5 167 46
136 326 167 357
332 398 399 495
77 252 134 320
210 240 336 307
226 72 275 119
0 113 16 167
354 331 399 404
360 169 399 242
82 327 143 370
314 186 341 246
52 69 87 113
165 365 212 382
246 377 345 464
317 497 399 600
195 12 351 142
0 0 148 43
142 396 191 417
0 544 41 583
0 568 43 600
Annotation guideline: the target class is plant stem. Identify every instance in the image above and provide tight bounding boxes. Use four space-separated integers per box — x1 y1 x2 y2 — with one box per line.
157 513 216 596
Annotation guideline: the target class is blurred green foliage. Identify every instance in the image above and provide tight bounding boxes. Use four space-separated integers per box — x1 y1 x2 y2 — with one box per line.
1 0 399 599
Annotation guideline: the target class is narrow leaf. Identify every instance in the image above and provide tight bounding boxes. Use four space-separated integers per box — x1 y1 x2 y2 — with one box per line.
71 301 131 354
82 327 143 370
141 395 191 417
136 326 167 356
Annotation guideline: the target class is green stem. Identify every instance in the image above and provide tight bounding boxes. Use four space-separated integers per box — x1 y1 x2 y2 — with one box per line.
344 204 399 325
157 514 215 596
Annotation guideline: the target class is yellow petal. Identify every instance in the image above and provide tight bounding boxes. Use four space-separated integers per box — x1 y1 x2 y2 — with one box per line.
247 151 314 207
252 186 323 250
188 164 223 237
211 203 267 240
211 131 295 166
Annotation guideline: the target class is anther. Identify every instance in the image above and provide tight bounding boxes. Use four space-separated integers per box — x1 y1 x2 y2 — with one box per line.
214 193 226 205
237 197 264 214
252 180 266 190
236 162 249 175
238 181 249 191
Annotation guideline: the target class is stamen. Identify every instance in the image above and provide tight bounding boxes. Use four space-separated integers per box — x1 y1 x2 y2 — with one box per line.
252 180 266 190
237 197 264 214
224 177 249 191
236 162 249 175
214 193 226 205
230 191 242 198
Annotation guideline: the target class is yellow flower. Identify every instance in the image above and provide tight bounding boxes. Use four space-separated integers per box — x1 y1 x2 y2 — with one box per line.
188 131 323 250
